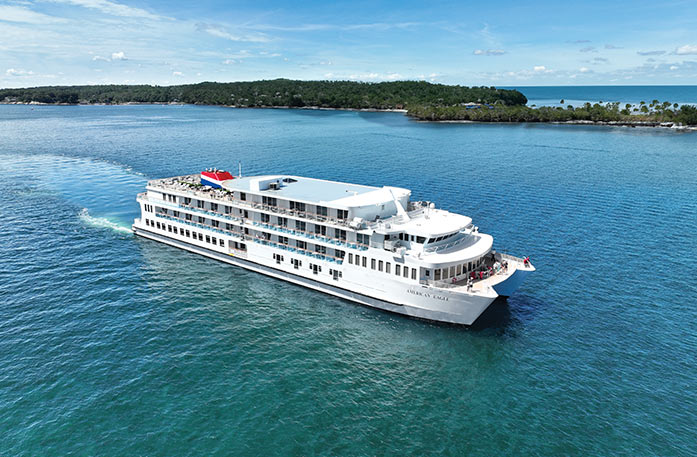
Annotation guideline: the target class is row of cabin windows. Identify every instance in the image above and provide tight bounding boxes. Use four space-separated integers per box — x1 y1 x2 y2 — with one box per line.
145 219 226 248
162 193 177 203
428 232 457 244
397 233 426 244
346 253 416 280
433 258 484 281
144 204 154 213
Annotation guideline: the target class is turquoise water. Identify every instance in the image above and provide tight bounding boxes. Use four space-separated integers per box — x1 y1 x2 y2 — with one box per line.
511 85 697 107
1 104 696 456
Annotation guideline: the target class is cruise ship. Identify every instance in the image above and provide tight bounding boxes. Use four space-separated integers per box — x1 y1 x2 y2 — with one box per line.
132 169 534 325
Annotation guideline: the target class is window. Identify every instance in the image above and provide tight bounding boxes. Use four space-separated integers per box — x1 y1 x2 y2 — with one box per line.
337 209 348 220
450 266 456 277
412 269 417 280
316 205 328 216
219 238 224 247
211 203 218 212
243 210 248 218
296 240 307 250
225 205 232 214
386 262 391 274
403 266 409 278
378 260 383 272
315 224 327 236
212 220 219 228
262 196 277 206
417 236 426 244
335 229 346 241
186 213 192 221
226 223 232 231
198 233 203 241
354 254 360 265
212 237 217 245
357 233 370 245
240 192 246 201
167 225 172 232
348 253 353 264
186 230 190 237
362 257 367 268
261 213 270 223
336 250 345 259
371 259 376 270
206 235 211 243
278 217 288 227
198 216 205 224
457 264 462 275
396 264 401 276
315 245 326 254
197 200 204 209
290 201 306 212
173 227 178 234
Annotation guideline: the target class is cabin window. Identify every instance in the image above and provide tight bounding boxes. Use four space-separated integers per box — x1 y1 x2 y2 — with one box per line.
186 213 192 221
337 209 348 220
186 230 190 237
167 225 172 232
457 264 462 275
197 200 204 209
411 269 416 280
371 259 376 270
335 229 346 241
212 237 217 244
296 220 306 232
240 192 246 201
417 236 426 244
357 233 370 245
198 216 205 224
261 213 270 223
386 262 391 274
348 253 353 264
296 240 307 250
315 224 327 236
378 260 384 272
425 269 430 277
410 235 415 242
316 205 328 216
315 245 326 254
205 235 211 243
396 264 401 276
198 233 203 241
211 203 218 212
403 266 409 278
362 257 367 268
212 220 219 228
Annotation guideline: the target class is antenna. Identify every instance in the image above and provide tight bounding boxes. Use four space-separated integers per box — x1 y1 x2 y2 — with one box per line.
238 161 242 178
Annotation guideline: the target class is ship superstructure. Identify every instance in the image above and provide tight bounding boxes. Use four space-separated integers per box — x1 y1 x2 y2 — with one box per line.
133 170 534 325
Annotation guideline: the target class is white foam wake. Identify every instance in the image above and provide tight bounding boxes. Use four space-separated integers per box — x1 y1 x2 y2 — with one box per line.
79 208 133 234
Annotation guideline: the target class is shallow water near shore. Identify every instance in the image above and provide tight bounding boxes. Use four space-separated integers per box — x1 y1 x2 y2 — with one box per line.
1 104 696 456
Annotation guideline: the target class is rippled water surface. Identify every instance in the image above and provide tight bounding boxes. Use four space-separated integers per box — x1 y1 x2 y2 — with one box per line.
1 105 696 456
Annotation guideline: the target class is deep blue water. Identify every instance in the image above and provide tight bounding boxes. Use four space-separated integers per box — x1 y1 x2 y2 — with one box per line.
1 104 696 456
510 85 697 107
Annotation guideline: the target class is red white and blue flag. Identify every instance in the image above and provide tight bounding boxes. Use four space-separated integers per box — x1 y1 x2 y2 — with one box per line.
201 170 234 188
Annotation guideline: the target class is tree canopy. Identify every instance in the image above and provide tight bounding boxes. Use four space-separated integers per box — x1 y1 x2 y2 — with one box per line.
0 79 528 108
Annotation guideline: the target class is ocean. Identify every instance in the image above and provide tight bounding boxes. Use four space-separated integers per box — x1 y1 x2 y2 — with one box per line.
510 85 697 107
1 102 696 456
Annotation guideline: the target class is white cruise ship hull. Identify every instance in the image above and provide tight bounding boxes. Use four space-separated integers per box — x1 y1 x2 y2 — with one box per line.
133 222 497 325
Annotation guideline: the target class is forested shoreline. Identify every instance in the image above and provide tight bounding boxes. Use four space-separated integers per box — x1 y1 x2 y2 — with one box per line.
1 79 696 126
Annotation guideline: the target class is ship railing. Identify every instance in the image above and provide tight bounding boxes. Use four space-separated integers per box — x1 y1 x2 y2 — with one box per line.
154 214 244 238
248 237 345 264
250 221 368 251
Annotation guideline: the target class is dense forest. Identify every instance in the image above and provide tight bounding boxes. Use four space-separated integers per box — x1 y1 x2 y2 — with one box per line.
0 79 527 109
408 101 697 125
2 79 695 125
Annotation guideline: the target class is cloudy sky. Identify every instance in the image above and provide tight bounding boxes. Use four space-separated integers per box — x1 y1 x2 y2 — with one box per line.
1 0 696 88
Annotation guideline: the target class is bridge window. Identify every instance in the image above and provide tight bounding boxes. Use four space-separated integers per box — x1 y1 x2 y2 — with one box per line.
395 264 401 276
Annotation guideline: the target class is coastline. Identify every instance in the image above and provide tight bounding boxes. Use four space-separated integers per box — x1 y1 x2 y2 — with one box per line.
2 101 694 131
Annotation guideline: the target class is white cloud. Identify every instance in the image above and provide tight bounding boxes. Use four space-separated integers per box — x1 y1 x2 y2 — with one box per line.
92 55 110 62
385 73 402 80
473 49 505 56
670 65 679 70
46 0 166 20
675 44 697 55
324 72 334 78
533 65 546 72
172 71 183 76
196 23 270 43
580 46 597 53
222 59 236 64
0 5 66 24
6 68 34 76
579 67 590 73
111 51 127 60
637 50 665 56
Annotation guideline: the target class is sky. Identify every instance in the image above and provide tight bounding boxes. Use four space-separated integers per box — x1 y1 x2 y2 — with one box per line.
1 0 697 88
